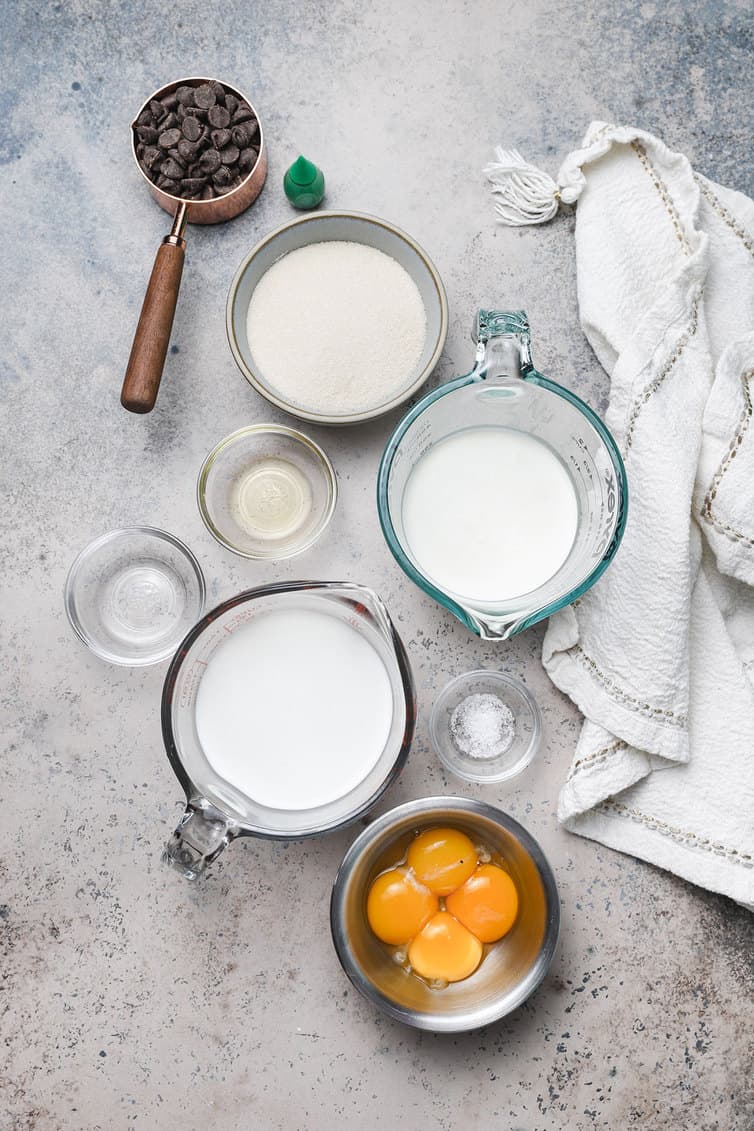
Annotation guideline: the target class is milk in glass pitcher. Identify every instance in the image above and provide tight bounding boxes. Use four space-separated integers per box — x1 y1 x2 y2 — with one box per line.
377 310 627 640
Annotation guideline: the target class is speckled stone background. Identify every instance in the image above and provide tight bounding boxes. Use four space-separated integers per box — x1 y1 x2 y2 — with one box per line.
2 2 753 1128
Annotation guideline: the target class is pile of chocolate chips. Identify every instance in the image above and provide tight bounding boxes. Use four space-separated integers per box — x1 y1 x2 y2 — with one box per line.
133 81 260 200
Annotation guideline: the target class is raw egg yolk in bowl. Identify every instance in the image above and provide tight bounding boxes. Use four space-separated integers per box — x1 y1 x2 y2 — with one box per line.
366 826 519 985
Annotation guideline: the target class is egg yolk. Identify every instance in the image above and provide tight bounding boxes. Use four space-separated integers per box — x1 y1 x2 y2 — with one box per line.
406 827 477 896
366 868 439 945
408 911 483 982
445 863 519 942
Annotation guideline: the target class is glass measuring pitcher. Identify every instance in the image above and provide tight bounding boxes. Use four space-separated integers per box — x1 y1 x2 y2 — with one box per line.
377 310 627 640
161 581 415 878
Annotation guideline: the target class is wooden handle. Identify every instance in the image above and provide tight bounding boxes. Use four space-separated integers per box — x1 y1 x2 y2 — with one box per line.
121 238 186 413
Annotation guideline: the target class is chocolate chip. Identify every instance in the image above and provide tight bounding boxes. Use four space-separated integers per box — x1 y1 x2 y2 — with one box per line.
177 138 198 161
150 99 166 120
216 177 242 195
136 124 158 144
201 185 215 200
157 176 178 192
212 166 232 188
210 80 225 101
161 92 178 111
208 105 230 129
232 103 254 123
137 108 154 126
200 148 221 173
224 93 239 116
231 118 258 146
175 85 196 106
142 145 161 169
167 148 186 168
230 123 252 148
182 116 202 141
238 146 258 172
194 83 216 110
180 177 208 196
219 145 240 165
211 128 232 149
187 161 204 177
136 142 145 159
161 157 184 180
161 111 179 131
158 128 182 149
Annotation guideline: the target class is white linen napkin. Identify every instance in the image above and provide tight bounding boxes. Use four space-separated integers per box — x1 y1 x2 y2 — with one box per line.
489 123 754 906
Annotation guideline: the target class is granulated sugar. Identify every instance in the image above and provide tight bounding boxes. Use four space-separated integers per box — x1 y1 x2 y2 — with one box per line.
246 241 427 415
450 693 515 760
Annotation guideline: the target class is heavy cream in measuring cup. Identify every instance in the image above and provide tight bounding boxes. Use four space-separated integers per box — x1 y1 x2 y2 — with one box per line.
401 427 578 602
195 608 393 810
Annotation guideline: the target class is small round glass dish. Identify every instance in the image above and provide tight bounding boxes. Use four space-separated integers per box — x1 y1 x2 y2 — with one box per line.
197 423 337 559
430 670 541 783
64 527 206 666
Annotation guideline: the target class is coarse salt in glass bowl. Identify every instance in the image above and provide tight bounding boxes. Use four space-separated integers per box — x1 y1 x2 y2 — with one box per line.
430 670 542 783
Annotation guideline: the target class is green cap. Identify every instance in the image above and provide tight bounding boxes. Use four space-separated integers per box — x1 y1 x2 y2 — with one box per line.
284 154 325 210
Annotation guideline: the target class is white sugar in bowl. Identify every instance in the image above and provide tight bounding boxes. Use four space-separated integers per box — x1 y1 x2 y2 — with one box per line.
226 211 448 425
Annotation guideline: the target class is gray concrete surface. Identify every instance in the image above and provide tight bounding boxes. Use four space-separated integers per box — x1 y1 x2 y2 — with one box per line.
2 1 753 1128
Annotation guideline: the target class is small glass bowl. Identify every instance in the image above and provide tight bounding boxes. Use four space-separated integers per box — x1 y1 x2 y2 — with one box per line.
430 670 541 783
64 527 206 666
197 424 337 559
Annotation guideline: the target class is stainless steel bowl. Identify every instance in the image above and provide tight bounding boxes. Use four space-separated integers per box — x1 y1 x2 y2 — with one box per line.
330 796 560 1032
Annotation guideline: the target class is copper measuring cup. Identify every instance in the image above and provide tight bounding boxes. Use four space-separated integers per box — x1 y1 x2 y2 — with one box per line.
122 77 267 414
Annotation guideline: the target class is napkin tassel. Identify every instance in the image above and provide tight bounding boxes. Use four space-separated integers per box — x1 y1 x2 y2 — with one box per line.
484 148 572 226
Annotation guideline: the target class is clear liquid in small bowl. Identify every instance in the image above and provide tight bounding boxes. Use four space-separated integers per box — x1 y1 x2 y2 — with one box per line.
104 562 186 645
231 456 313 541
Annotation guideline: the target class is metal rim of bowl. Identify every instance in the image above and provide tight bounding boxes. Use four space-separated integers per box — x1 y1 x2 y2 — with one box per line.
196 423 338 559
225 210 449 425
64 526 207 667
330 795 561 1033
429 670 542 784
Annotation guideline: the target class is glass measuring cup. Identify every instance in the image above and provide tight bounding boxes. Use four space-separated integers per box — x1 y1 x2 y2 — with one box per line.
377 310 627 640
161 581 415 878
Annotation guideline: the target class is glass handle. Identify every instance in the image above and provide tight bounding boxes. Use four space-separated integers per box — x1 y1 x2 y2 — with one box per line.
162 803 238 880
475 309 530 345
472 309 534 379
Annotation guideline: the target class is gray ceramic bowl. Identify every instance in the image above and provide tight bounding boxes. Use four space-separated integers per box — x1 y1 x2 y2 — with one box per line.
226 211 448 425
330 797 560 1032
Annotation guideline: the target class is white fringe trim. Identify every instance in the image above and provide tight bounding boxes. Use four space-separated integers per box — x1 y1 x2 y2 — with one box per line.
484 148 561 226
